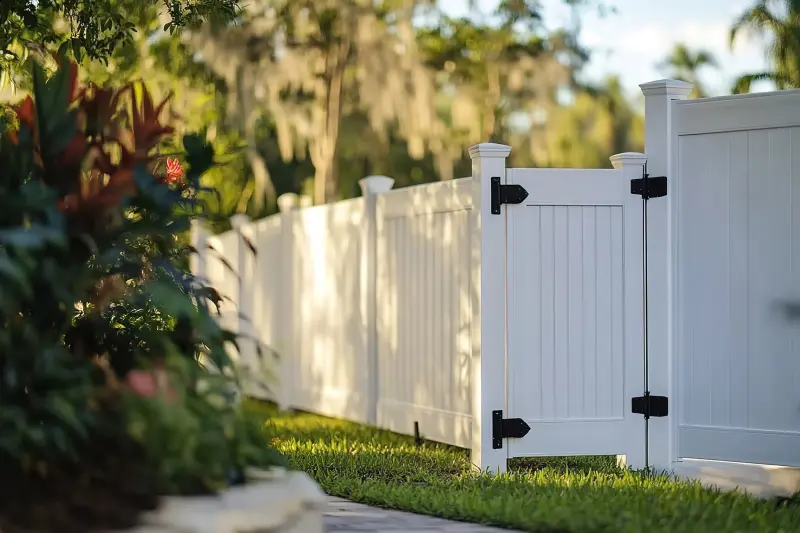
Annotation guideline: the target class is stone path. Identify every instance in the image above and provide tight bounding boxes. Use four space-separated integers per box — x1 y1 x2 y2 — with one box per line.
324 497 524 532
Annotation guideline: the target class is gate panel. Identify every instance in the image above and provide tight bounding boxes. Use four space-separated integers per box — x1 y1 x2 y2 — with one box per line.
673 96 800 466
506 168 646 461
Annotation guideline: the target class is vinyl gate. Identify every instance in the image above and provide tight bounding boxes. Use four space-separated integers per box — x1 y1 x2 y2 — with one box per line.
671 92 800 468
494 155 660 469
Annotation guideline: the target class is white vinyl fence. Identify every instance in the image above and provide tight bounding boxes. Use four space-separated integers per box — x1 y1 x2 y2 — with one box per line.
194 176 476 449
193 80 800 498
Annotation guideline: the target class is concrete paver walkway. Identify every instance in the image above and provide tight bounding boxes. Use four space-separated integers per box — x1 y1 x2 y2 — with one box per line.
324 497 524 532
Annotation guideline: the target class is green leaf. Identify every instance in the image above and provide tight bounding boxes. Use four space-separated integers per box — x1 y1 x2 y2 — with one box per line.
71 39 84 62
183 133 214 177
0 224 66 249
42 109 79 159
141 279 197 319
57 41 70 59
0 255 29 288
45 396 86 438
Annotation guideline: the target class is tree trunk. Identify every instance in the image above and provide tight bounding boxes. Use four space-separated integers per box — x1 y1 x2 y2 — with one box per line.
482 63 501 142
311 38 351 205
245 114 277 210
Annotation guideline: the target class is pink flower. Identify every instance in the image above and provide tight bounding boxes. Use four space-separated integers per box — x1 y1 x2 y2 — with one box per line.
125 365 177 401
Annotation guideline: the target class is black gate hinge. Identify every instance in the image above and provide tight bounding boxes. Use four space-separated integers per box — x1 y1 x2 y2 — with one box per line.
491 177 529 214
492 410 531 449
631 393 668 419
630 164 667 200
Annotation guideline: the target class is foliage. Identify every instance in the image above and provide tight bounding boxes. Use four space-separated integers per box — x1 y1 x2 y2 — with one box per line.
258 403 800 533
0 0 680 218
418 1 587 143
0 58 282 532
657 43 718 98
0 0 240 83
188 0 450 206
730 0 800 92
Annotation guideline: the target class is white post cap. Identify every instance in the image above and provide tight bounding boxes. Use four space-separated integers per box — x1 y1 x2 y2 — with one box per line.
277 193 299 212
230 213 250 229
359 175 395 195
639 79 693 98
610 152 647 169
468 143 512 160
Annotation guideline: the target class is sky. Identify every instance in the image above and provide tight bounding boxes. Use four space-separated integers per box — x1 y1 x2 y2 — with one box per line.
438 0 773 98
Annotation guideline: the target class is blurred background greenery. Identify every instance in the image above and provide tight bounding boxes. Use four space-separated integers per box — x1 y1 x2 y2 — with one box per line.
2 0 797 232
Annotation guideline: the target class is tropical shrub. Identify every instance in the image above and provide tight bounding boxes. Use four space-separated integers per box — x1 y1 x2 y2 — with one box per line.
0 58 281 533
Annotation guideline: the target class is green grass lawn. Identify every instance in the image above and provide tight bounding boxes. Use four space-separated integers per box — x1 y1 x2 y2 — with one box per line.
252 401 800 533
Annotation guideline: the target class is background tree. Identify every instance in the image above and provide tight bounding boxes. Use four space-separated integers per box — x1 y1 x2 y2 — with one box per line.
0 0 240 87
657 43 718 98
417 1 588 178
0 0 684 215
187 0 445 206
730 0 800 92
534 76 643 168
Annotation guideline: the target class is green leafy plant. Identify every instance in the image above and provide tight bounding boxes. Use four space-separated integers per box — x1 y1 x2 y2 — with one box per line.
0 57 281 533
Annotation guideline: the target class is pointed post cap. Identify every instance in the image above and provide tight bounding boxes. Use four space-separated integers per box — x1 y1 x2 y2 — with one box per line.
359 175 395 195
639 79 693 98
610 152 647 169
468 143 512 160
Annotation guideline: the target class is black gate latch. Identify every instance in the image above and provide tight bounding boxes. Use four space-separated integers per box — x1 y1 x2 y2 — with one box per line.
630 166 667 200
491 177 529 214
631 393 668 419
492 410 531 449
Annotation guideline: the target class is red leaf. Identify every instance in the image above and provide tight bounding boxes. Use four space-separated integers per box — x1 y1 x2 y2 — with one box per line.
164 157 184 183
15 96 36 129
58 136 86 167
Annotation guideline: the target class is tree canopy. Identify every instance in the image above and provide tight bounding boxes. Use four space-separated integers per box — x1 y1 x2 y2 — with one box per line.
0 0 239 82
2 0 797 222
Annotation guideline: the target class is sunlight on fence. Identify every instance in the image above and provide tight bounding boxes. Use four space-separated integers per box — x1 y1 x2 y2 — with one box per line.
197 178 476 447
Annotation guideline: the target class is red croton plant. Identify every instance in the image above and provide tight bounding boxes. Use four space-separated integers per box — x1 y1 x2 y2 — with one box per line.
10 61 189 400
11 61 186 217
0 58 278 533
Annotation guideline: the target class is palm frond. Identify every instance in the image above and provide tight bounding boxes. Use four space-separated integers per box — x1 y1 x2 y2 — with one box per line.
730 1 778 47
731 71 778 93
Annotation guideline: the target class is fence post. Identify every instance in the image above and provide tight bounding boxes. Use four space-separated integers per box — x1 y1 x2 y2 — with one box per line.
276 193 300 410
230 214 253 394
190 218 209 283
358 175 395 426
639 79 692 473
611 151 649 471
469 143 511 474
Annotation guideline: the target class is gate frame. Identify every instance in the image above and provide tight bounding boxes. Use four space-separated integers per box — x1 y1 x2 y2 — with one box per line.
469 143 652 474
